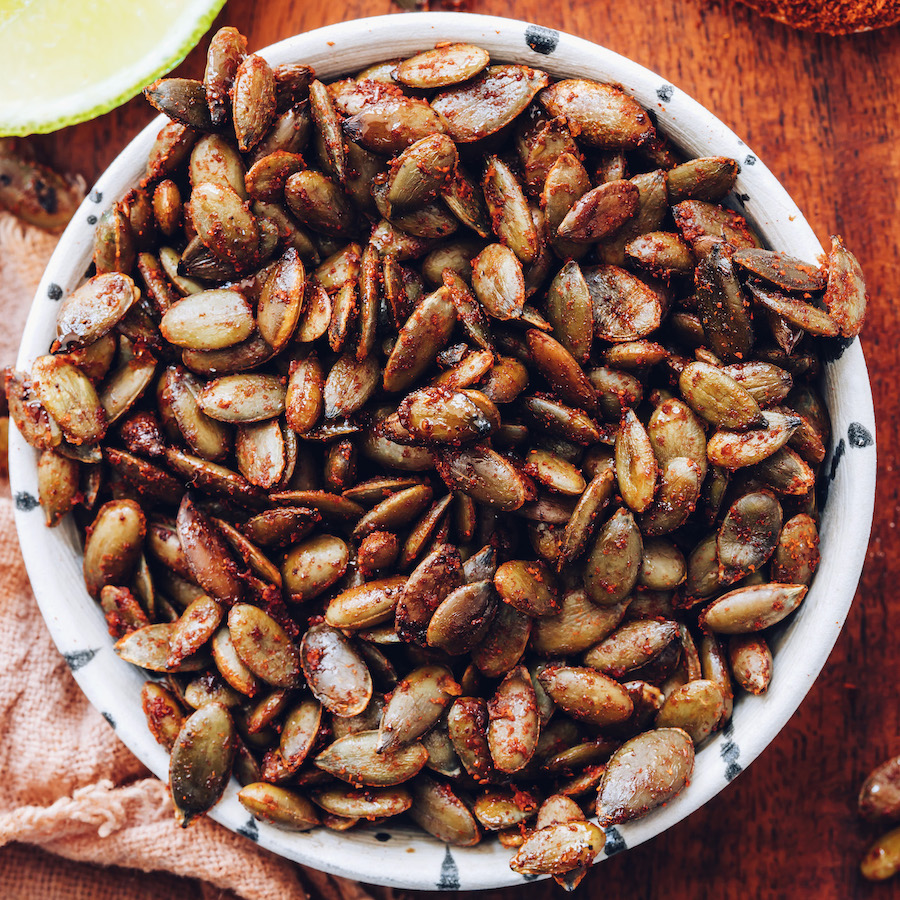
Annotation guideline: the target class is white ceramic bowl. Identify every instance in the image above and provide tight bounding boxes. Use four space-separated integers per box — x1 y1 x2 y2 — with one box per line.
9 12 877 891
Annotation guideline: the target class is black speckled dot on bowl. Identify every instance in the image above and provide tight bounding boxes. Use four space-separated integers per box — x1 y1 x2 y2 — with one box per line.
101 711 116 729
848 422 874 448
744 154 757 166
817 437 847 510
437 846 460 890
818 335 856 364
238 818 259 842
524 24 559 54
89 190 103 203
656 84 674 102
63 648 99 672
720 735 743 782
86 214 97 225
14 491 39 512
47 282 63 301
604 827 627 856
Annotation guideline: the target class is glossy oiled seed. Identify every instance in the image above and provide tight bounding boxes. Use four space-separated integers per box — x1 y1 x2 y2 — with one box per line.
396 43 490 88
326 576 406 630
527 330 597 413
648 397 707 480
584 619 680 678
167 595 223 668
860 828 900 882
398 387 497 445
232 54 276 151
483 157 539 264
540 79 654 148
584 265 662 342
531 590 629 657
558 179 639 243
176 494 244 603
859 756 900 824
538 665 633 726
160 290 255 350
679 361 763 430
314 786 411 821
584 508 643 606
510 821 606 876
488 665 541 773
32 355 107 445
545 261 593 363
616 409 658 513
378 665 461 752
771 513 820 585
427 580 497 655
197 374 286 422
707 412 801 469
472 244 526 321
38 449 79 527
437 446 527 512
384 288 456 392
432 65 549 143
282 534 349 601
655 679 726 744
141 682 185 751
83 499 146 597
189 134 247 198
700 583 808 633
115 622 204 672
300 623 372 717
728 634 773 695
189 181 260 271
596 727 694 826
473 788 539 830
316 729 428 786
717 491 782 584
169 702 235 827
238 783 320 831
494 560 559 618
823 234 868 338
409 776 481 846
229 603 301 688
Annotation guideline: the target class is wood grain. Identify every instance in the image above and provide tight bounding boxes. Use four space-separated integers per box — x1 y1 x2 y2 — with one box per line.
32 2 900 897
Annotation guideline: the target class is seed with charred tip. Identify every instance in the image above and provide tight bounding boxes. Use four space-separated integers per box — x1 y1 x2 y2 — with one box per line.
145 78 213 130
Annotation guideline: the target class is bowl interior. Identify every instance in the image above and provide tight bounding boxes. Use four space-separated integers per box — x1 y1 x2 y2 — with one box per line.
8 12 877 891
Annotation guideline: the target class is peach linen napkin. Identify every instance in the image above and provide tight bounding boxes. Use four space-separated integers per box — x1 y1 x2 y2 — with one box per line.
0 211 393 900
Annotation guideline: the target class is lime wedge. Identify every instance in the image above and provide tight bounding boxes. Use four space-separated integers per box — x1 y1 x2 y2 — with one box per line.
0 0 227 136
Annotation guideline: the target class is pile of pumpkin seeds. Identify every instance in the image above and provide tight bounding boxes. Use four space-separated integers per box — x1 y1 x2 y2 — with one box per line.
7 27 868 884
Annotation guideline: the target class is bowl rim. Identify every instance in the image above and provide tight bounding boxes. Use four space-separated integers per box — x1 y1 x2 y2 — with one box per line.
8 11 877 891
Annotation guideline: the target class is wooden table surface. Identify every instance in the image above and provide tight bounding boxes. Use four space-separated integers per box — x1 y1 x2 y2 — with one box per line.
30 1 900 897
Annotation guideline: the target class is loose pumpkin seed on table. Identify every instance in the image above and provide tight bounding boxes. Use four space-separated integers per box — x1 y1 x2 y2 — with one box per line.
8 24 869 881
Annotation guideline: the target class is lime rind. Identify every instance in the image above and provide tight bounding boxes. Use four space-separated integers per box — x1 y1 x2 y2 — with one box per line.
0 0 227 136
